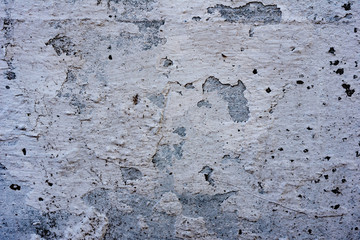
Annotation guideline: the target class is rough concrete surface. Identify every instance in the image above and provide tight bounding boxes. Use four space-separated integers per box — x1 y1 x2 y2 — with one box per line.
0 0 359 239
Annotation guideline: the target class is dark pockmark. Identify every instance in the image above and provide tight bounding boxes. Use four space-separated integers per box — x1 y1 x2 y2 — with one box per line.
202 76 249 122
45 180 53 187
152 142 184 170
331 204 340 210
10 184 21 191
328 47 336 55
108 55 112 60
192 16 201 21
173 127 186 137
184 83 195 89
207 2 282 24
133 94 139 105
121 167 143 182
163 58 173 67
222 154 241 164
197 99 212 108
265 87 271 93
199 166 215 186
342 2 351 11
296 80 304 84
45 35 76 56
331 187 341 195
253 69 258 74
178 192 239 239
335 68 344 75
330 60 339 66
342 83 355 97
22 148 26 155
148 93 165 108
6 71 16 80
82 188 176 239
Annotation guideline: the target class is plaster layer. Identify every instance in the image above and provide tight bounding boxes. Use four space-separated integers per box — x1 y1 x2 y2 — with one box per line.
1 0 359 239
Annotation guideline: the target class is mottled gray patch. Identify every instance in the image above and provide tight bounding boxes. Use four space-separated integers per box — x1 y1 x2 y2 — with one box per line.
133 20 166 50
178 192 239 239
163 58 173 67
203 76 249 122
197 99 212 108
148 93 165 108
70 95 86 114
207 2 282 24
82 188 176 239
0 168 79 240
66 69 76 83
121 167 143 182
199 166 215 186
45 35 76 56
173 127 186 137
108 0 155 12
152 142 184 170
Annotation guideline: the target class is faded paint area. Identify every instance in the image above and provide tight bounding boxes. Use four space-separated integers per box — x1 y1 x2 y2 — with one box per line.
1 0 360 239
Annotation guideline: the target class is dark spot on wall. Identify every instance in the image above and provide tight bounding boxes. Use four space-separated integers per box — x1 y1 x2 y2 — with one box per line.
197 99 212 108
296 80 304 84
121 167 143 182
307 127 313 130
265 87 271 93
207 2 282 24
45 180 53 187
335 68 344 75
173 127 186 137
328 47 336 55
324 175 328 179
10 184 21 191
5 85 10 89
342 3 351 11
253 69 258 74
342 178 347 183
202 76 249 122
163 58 173 67
331 187 341 195
192 16 201 21
133 94 139 105
331 204 340 209
303 149 308 153
342 83 355 97
184 83 195 89
325 156 331 161
6 71 16 80
108 55 112 60
330 60 339 66
22 148 26 155
45 35 76 56
38 197 44 201
199 166 215 186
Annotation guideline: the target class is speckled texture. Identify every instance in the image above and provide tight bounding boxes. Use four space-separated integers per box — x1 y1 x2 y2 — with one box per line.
1 0 359 239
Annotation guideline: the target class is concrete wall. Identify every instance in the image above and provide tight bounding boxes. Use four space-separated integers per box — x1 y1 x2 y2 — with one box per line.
1 0 359 239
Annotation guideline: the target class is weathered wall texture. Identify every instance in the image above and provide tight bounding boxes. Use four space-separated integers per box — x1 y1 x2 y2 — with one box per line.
1 0 359 239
